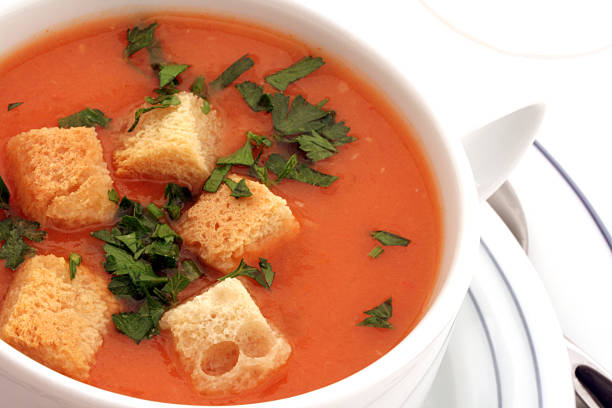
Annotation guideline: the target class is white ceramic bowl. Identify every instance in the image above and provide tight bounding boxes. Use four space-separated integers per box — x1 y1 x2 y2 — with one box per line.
0 1 489 407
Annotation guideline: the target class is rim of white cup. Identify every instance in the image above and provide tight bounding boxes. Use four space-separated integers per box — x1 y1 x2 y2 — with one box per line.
0 1 480 407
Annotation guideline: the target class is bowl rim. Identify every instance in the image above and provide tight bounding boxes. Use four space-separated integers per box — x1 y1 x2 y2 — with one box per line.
0 0 479 406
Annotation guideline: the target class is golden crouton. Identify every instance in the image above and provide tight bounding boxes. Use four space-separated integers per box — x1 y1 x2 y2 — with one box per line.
176 175 299 272
6 127 116 229
113 91 221 190
159 278 291 394
0 255 119 380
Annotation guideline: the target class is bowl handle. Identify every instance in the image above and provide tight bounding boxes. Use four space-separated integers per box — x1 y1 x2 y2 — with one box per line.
461 104 545 201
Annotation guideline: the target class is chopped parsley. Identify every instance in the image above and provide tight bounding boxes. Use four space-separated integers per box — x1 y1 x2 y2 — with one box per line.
108 189 120 204
158 64 189 88
370 231 411 247
271 93 329 136
124 22 158 58
0 216 46 270
218 258 275 289
235 81 271 112
128 93 180 132
203 165 232 193
265 56 325 91
191 75 211 114
368 245 384 259
216 140 255 167
164 183 192 220
92 195 200 343
68 252 81 280
0 176 46 270
294 131 337 162
357 298 394 329
7 102 23 111
224 178 252 198
210 55 254 91
266 153 337 187
58 108 111 128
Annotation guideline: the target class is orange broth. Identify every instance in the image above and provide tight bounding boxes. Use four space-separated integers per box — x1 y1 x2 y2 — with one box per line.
0 14 442 405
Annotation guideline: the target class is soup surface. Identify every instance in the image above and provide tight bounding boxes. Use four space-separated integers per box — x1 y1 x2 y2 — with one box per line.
0 13 442 405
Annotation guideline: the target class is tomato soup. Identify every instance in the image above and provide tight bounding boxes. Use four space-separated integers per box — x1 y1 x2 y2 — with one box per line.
0 13 442 405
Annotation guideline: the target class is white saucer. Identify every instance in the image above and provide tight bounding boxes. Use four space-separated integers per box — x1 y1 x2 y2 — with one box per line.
421 204 574 408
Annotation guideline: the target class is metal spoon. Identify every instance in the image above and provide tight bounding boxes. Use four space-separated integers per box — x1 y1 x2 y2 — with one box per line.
488 182 612 408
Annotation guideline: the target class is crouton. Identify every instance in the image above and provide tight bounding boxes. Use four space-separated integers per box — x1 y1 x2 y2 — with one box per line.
159 278 291 394
113 91 221 190
6 126 116 229
0 255 119 380
176 175 299 272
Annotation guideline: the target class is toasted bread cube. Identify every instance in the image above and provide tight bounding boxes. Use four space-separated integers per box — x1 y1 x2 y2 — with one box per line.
113 91 221 190
0 255 119 380
176 175 299 272
160 278 291 394
6 127 116 229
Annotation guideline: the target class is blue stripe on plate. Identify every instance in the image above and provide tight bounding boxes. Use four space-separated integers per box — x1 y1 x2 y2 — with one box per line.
534 140 612 253
468 288 503 408
481 239 543 408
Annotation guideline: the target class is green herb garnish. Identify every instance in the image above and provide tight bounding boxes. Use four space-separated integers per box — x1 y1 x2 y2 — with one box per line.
68 252 81 280
128 94 180 132
294 131 337 162
368 246 384 259
236 81 272 112
164 183 192 220
124 22 158 58
370 231 410 247
266 153 337 187
158 64 189 88
203 165 232 193
265 56 325 91
191 75 211 114
58 108 111 128
210 55 254 90
218 258 275 289
92 194 195 343
358 298 394 329
0 216 46 270
108 189 120 204
271 93 329 136
7 102 23 112
224 178 252 199
181 259 204 281
216 140 255 167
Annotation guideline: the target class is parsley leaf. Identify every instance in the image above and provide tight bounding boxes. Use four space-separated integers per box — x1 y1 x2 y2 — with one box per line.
265 56 325 91
0 217 46 270
266 153 337 187
128 94 180 132
274 153 298 183
146 203 164 219
368 245 384 259
251 164 269 185
203 165 232 193
124 22 158 57
271 94 329 136
108 189 120 204
7 102 23 111
58 108 111 128
236 81 272 112
216 141 255 167
191 75 207 97
210 55 254 90
108 275 144 299
164 183 192 220
358 298 394 329
162 272 190 302
295 130 337 162
68 252 81 280
181 259 204 281
218 258 275 289
246 131 273 148
224 178 252 198
321 121 357 146
112 311 153 343
0 176 9 210
158 64 189 88
370 231 410 247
